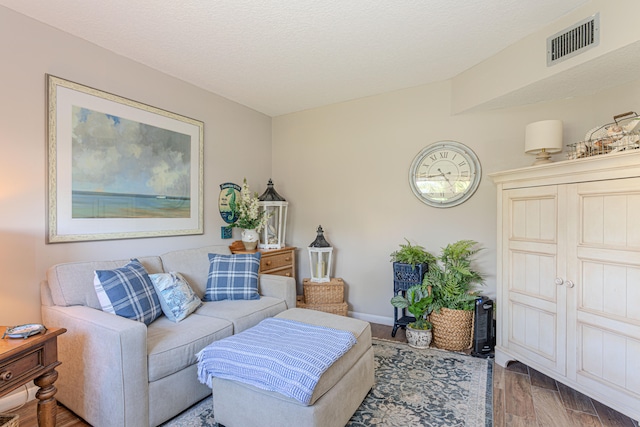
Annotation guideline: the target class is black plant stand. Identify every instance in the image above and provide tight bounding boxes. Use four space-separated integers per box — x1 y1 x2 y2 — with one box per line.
391 262 427 337
392 301 416 337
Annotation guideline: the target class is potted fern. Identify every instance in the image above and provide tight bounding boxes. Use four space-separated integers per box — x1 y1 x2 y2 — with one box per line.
424 240 484 351
390 284 433 348
389 239 436 291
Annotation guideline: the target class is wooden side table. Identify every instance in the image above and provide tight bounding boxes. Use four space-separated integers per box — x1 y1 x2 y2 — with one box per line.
259 246 296 280
230 242 296 280
0 327 66 427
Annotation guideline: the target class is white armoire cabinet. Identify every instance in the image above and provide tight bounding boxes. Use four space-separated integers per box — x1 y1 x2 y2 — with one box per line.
490 152 640 422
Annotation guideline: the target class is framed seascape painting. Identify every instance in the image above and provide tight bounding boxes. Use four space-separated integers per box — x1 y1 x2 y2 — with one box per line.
46 75 204 243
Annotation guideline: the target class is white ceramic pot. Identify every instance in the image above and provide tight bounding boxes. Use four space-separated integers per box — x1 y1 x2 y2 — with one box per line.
406 324 433 349
241 228 259 250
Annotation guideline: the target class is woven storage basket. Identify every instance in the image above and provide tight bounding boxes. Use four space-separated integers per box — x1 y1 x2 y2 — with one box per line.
0 414 19 427
297 300 348 316
303 278 344 304
430 307 474 351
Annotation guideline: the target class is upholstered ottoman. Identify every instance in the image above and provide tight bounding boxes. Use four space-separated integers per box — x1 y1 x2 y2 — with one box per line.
209 308 374 427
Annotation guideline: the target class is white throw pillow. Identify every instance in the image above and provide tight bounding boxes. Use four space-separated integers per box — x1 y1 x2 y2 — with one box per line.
149 272 202 322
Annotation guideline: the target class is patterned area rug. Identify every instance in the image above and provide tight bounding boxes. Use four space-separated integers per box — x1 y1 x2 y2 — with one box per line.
161 339 493 427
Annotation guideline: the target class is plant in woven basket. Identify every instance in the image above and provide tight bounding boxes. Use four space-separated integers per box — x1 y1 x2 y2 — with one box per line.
423 240 485 351
425 240 484 312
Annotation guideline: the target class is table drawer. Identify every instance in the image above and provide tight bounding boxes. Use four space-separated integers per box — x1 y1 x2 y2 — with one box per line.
262 266 294 278
0 348 43 392
260 252 293 271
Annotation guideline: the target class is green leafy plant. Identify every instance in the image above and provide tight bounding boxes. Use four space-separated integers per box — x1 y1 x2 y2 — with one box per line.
389 239 436 267
424 240 484 312
390 285 433 330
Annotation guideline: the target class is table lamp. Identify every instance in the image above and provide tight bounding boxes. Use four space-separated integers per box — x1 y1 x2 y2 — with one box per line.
525 120 563 165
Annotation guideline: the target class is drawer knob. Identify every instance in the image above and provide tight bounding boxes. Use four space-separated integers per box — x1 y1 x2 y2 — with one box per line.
265 261 272 266
285 257 291 261
0 371 13 381
285 273 291 277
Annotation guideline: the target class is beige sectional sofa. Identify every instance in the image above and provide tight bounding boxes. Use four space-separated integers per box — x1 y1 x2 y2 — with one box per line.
41 245 297 427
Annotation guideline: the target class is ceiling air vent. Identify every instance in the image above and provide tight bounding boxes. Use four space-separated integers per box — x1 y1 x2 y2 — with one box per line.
547 13 600 66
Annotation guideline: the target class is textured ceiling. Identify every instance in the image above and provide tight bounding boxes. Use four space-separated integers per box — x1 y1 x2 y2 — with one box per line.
0 0 590 116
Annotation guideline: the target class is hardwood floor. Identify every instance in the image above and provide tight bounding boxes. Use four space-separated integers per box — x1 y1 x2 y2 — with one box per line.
8 322 640 426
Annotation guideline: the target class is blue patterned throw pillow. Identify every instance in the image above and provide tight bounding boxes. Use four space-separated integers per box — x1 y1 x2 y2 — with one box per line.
149 272 202 322
94 259 162 325
204 253 261 301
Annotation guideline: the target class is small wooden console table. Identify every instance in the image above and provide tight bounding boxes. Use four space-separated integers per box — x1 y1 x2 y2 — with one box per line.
0 327 66 427
229 242 297 280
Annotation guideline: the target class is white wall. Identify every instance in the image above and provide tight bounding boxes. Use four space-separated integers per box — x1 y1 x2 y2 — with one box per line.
273 77 640 325
0 6 273 325
3 4 640 328
452 0 640 113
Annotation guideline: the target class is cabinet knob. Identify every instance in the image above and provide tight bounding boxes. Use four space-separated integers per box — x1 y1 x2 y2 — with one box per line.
0 371 13 381
566 280 575 288
555 278 564 286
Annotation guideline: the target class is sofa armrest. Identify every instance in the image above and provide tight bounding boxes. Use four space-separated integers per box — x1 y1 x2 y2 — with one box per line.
258 274 297 309
41 304 148 427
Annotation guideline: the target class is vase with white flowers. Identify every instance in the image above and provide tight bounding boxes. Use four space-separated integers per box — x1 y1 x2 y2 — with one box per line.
227 179 269 250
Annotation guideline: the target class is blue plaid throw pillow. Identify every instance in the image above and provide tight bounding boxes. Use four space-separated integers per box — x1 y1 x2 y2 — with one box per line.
204 253 261 301
94 259 162 325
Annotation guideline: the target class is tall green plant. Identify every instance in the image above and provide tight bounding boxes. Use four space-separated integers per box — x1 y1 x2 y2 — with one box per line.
424 240 484 312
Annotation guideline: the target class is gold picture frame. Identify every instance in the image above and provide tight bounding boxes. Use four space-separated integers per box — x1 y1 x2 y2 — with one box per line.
47 75 204 242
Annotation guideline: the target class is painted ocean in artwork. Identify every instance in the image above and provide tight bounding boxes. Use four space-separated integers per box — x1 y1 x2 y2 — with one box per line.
73 191 190 218
71 106 191 219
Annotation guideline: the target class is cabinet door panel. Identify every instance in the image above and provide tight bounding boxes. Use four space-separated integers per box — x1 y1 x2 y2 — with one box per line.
579 324 640 397
579 180 640 249
570 178 640 405
502 185 566 375
510 251 557 300
509 300 559 368
510 197 557 243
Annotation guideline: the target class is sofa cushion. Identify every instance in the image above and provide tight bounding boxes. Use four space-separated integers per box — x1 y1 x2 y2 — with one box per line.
204 253 261 301
160 245 232 297
94 259 162 325
149 272 202 322
147 314 233 382
196 297 287 333
46 256 164 309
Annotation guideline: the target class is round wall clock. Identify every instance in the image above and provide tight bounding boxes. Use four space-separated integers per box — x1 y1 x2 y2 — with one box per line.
409 141 481 208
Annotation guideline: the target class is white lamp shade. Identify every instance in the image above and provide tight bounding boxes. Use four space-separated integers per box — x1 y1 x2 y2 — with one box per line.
525 120 563 154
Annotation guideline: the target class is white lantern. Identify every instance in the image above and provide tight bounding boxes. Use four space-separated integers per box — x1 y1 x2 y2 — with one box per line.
257 179 288 249
308 225 333 283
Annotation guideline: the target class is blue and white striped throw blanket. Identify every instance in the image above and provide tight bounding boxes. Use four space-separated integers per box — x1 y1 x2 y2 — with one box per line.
197 318 357 405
